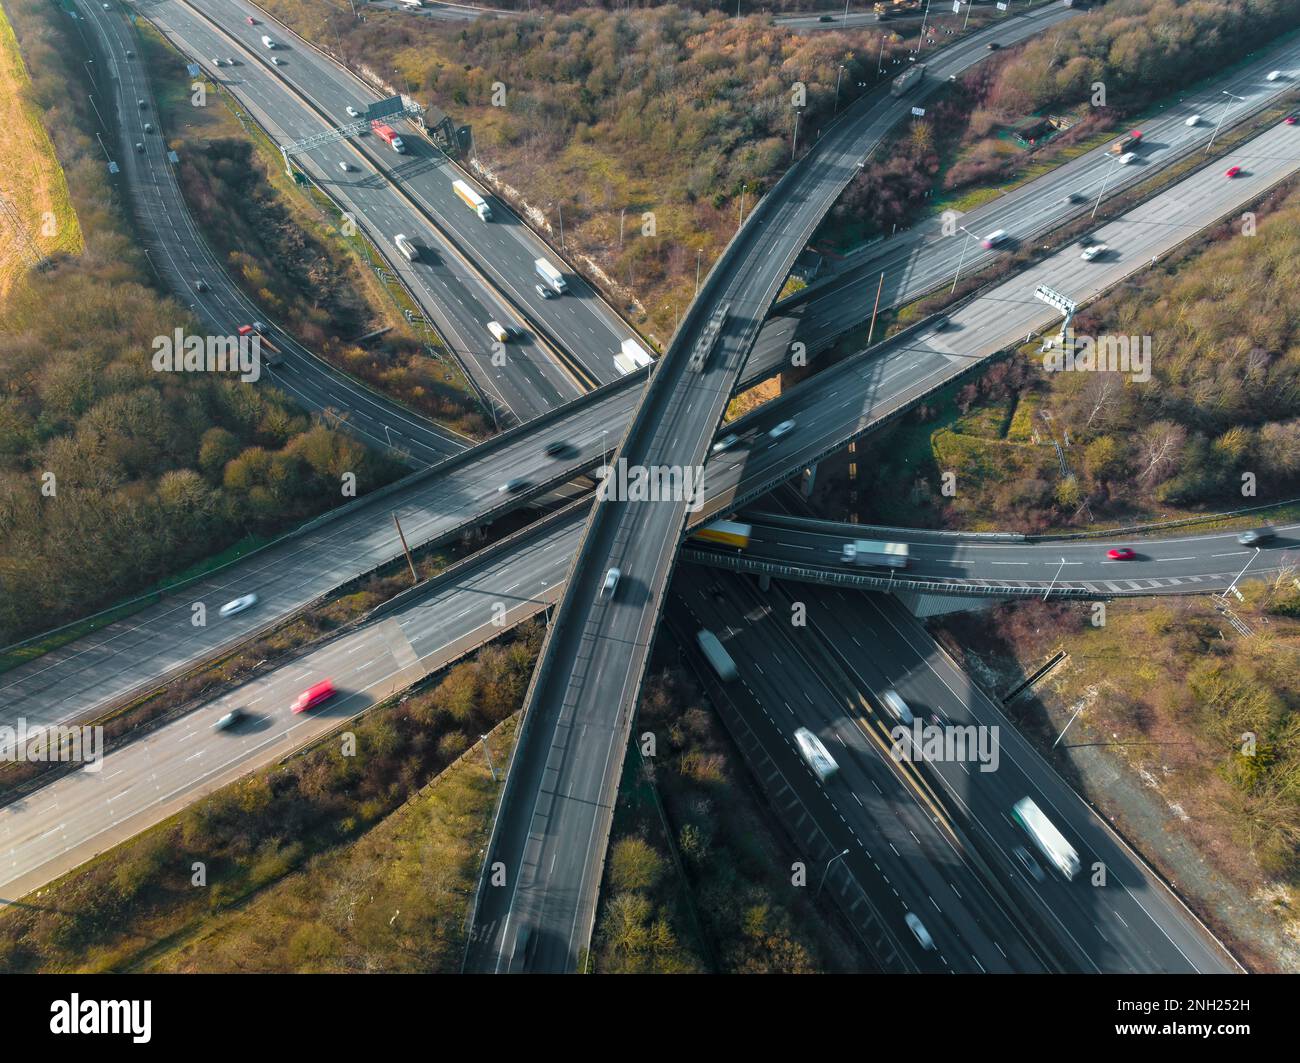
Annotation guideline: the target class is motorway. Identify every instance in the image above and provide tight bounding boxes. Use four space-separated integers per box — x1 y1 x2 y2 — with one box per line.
746 36 1300 378
12 82 1299 764
668 571 1052 973
0 379 636 747
0 504 583 902
466 1 1084 974
154 0 639 419
74 0 468 465
691 513 1300 598
778 580 1239 971
11 0 1288 970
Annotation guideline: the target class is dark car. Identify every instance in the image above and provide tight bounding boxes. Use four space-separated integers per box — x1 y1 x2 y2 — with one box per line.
1237 527 1276 546
987 42 1001 50
214 708 246 732
135 142 144 153
818 14 834 21
544 440 569 458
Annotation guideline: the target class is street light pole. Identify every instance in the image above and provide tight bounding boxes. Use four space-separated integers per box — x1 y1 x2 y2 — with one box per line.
1207 90 1244 153
817 849 850 897
1225 547 1261 597
949 226 976 294
479 734 497 781
1091 153 1119 219
835 64 845 113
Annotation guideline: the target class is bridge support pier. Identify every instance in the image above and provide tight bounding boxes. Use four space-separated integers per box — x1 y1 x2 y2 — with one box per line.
801 463 817 497
757 573 772 592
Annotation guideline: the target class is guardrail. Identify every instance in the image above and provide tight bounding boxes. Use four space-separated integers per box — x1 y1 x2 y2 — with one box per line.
739 509 1028 543
681 548 1102 599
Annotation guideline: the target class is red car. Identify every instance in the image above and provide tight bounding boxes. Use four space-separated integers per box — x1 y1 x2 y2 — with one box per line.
1225 166 1242 178
246 16 257 24
1107 547 1136 561
291 679 336 714
1286 116 1298 126
237 324 254 337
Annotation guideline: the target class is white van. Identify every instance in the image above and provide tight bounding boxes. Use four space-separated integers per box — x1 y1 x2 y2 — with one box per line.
486 321 510 343
981 228 1008 249
794 727 839 781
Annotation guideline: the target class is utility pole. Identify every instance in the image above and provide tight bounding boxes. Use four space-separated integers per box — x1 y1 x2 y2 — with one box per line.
392 512 418 583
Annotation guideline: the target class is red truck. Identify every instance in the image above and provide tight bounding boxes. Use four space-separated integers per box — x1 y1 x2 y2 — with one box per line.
371 120 406 154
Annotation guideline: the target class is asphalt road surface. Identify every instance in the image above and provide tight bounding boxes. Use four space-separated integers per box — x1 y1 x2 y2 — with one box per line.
0 505 584 902
75 0 469 462
14 101 1297 753
466 1 1084 975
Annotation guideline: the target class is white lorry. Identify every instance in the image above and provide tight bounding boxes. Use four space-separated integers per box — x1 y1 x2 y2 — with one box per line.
452 179 493 222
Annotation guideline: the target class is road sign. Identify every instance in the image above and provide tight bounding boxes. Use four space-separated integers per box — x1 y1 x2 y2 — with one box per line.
367 95 406 120
911 106 926 117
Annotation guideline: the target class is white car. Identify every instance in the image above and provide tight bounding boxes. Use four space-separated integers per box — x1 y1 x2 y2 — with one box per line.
712 434 739 454
270 56 282 66
338 161 351 172
218 593 258 618
767 419 795 441
1185 114 1201 127
212 57 224 67
1080 243 1108 261
881 688 915 726
346 106 361 118
601 567 621 600
905 912 935 951
1117 151 1136 165
794 727 839 781
1267 70 1283 82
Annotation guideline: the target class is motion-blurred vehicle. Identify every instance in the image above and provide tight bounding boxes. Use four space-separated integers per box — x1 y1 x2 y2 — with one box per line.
214 709 246 732
794 727 839 781
291 679 335 714
1237 527 1276 545
1106 547 1136 561
905 912 935 950
219 593 258 618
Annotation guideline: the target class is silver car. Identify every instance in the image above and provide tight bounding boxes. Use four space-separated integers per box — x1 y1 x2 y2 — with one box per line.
905 912 935 951
219 593 258 618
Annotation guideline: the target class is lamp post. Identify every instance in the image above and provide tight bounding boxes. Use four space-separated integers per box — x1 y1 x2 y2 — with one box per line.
1207 90 1245 153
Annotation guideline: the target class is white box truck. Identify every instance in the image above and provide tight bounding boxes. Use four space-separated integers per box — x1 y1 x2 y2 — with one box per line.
841 539 909 568
394 234 418 262
534 257 567 295
614 337 653 375
452 179 492 222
